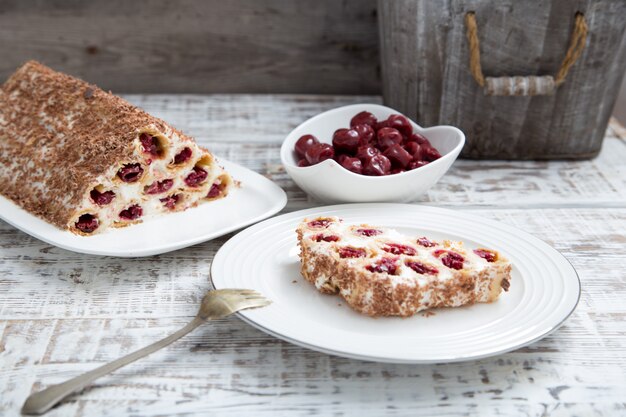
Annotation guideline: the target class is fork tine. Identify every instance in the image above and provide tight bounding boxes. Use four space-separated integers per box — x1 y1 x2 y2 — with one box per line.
236 299 272 311
243 298 267 304
240 290 261 296
243 294 267 299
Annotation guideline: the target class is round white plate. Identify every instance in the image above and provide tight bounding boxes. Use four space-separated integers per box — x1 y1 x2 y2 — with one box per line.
211 203 580 363
0 159 287 257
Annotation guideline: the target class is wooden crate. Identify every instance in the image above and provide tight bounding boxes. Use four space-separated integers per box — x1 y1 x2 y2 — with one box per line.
378 0 626 159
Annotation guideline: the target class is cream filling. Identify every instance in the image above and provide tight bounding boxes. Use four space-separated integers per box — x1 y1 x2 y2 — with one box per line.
300 217 495 296
71 124 228 232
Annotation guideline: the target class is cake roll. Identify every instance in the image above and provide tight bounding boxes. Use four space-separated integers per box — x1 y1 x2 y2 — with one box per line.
0 61 232 235
297 216 512 317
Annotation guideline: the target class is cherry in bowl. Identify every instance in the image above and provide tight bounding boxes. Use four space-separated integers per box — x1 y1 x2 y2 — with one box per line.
292 110 443 177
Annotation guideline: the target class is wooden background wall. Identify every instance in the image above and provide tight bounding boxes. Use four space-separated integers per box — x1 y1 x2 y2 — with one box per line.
0 0 379 94
1 0 625 120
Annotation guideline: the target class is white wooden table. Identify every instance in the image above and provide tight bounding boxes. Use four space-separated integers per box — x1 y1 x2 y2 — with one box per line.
1 95 625 417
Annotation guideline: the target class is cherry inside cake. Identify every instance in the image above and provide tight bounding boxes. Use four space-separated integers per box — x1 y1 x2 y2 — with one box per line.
297 216 512 317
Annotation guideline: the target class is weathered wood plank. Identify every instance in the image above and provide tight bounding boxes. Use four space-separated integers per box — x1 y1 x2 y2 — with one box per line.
2 207 624 416
1 208 625 416
0 0 379 94
1 312 625 416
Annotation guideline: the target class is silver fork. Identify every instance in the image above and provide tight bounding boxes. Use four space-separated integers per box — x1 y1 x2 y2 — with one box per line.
22 289 271 415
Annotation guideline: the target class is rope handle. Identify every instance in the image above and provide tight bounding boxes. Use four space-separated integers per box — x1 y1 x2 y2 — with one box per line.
464 11 588 96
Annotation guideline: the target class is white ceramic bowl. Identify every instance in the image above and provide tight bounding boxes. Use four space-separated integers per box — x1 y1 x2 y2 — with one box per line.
280 104 465 203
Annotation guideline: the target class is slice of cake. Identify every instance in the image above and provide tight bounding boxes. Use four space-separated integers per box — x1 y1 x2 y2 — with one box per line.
297 216 512 317
0 61 232 235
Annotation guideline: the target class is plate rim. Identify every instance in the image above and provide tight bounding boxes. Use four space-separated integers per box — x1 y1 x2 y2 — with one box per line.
211 203 581 364
0 159 288 257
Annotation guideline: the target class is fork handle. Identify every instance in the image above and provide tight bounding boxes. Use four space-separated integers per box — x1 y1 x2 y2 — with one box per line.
22 316 205 415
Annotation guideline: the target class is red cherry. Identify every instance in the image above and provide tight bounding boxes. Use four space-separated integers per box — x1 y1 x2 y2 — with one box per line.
184 166 208 187
139 133 162 157
354 228 382 237
353 124 375 145
90 189 115 205
308 218 332 228
405 141 418 155
390 168 405 175
383 144 413 168
75 214 98 233
405 142 424 161
405 261 438 275
297 158 310 167
355 145 380 161
422 145 442 161
434 250 465 270
160 194 180 209
173 147 192 164
117 163 144 183
374 120 389 131
119 204 143 221
305 143 335 165
332 128 360 154
363 154 391 176
338 247 367 258
408 160 429 170
408 133 431 146
295 134 319 159
366 257 398 274
313 234 340 242
350 111 377 128
207 182 224 198
417 237 437 247
474 249 497 262
339 157 363 174
376 127 403 150
382 243 416 256
144 179 174 195
386 114 413 137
